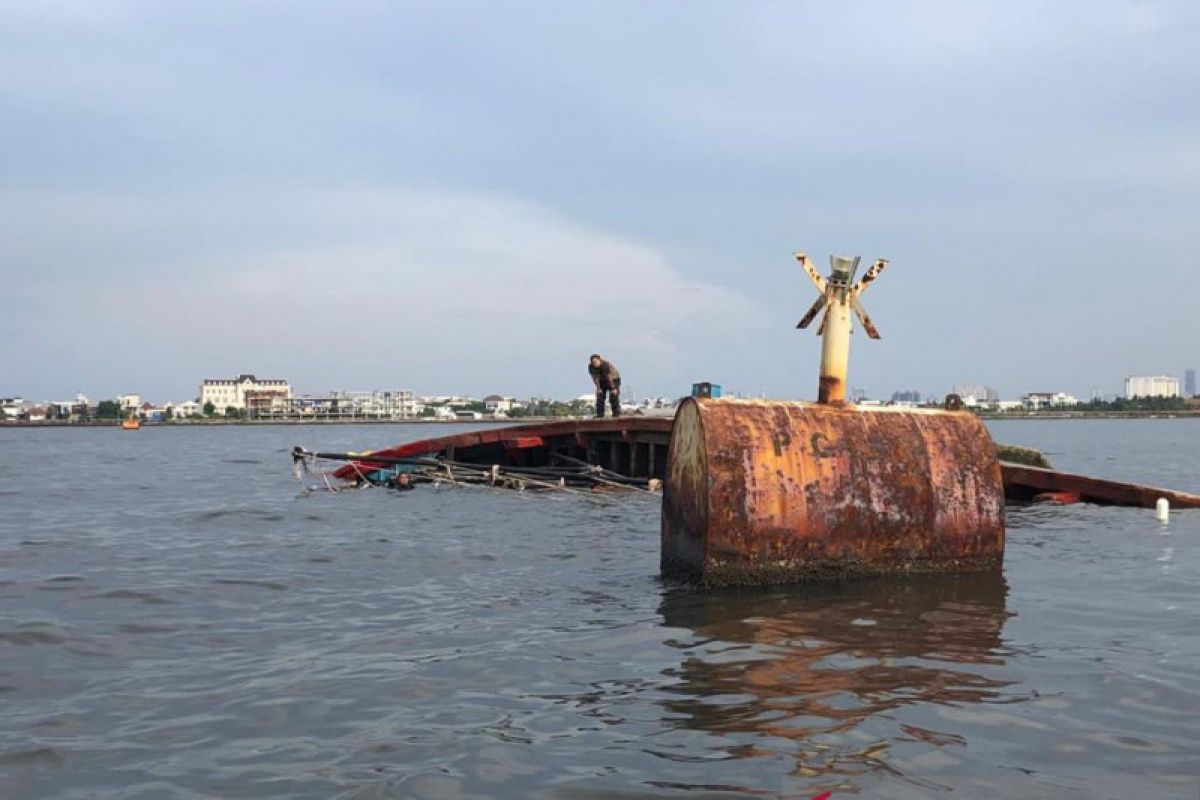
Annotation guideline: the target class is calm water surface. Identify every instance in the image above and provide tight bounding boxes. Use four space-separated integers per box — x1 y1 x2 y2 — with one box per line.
1 420 1197 799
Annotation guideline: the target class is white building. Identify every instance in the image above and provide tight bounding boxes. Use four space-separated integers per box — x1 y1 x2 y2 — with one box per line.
1124 375 1180 399
1 398 26 420
201 374 292 412
117 393 142 412
241 389 416 420
1022 391 1080 410
328 390 416 419
176 400 203 418
483 395 514 415
420 395 475 406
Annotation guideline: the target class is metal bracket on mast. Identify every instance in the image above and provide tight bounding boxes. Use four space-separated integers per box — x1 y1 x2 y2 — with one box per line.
795 253 889 404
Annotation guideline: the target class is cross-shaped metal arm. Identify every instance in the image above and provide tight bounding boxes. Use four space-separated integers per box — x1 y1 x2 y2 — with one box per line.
795 253 887 340
794 252 890 405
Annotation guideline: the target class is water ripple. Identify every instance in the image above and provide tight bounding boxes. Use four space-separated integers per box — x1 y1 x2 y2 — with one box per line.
0 421 1197 798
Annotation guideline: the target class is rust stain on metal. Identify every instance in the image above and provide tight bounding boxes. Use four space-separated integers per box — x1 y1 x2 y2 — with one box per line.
817 376 845 405
661 398 1005 587
853 259 888 295
850 295 880 339
796 294 828 329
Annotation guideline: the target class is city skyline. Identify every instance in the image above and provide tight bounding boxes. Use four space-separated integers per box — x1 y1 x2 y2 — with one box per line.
5 365 1196 409
3 3 1199 402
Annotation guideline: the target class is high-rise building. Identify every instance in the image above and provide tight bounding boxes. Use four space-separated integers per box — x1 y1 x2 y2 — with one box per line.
1186 368 1196 398
1124 375 1180 399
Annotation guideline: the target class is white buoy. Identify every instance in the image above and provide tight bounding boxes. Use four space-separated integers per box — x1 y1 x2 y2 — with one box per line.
1156 497 1170 522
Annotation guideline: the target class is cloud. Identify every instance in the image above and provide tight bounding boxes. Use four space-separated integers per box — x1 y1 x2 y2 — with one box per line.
1 186 765 399
2 1 1198 402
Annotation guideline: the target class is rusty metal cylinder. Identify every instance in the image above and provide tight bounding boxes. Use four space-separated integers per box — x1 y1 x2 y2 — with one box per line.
661 398 1005 586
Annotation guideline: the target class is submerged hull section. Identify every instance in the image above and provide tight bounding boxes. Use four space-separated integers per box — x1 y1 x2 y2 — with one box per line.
328 416 1200 511
332 418 673 483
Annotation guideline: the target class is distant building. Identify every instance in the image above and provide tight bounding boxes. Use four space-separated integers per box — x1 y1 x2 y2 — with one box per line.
176 400 203 418
483 395 514 415
420 395 475 406
201 374 292 412
328 390 415 419
1 397 25 420
890 390 921 404
245 389 415 420
138 402 166 421
1124 375 1180 399
1186 369 1196 398
951 383 999 402
1022 391 1079 410
117 393 142 412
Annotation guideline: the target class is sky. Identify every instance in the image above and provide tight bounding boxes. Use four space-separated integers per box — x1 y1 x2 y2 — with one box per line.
2 1 1198 403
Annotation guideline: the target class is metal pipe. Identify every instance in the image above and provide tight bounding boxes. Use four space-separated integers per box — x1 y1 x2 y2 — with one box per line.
796 253 885 406
818 288 852 404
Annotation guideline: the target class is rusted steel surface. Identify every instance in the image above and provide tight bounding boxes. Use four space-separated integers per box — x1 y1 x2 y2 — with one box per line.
332 417 672 480
1002 463 1200 508
662 399 1005 587
818 376 844 406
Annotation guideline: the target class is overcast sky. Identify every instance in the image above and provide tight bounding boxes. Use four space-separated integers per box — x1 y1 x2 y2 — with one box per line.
3 1 1197 402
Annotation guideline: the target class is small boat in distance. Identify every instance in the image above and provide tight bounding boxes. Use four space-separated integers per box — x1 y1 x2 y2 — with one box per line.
121 415 140 430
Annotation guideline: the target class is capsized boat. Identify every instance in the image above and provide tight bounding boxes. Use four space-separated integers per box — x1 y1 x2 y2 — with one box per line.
295 415 1200 508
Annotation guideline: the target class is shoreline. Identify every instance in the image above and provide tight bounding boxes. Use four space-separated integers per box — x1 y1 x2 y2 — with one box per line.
4 410 1200 428
977 411 1200 420
0 418 530 428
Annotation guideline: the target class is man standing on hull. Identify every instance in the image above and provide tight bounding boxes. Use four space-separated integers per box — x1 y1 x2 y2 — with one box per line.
588 354 621 418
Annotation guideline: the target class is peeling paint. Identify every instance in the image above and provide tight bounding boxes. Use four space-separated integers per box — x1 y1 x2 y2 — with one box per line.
661 398 1005 586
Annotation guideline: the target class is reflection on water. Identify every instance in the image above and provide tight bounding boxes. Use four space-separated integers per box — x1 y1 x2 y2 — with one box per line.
659 574 1014 787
